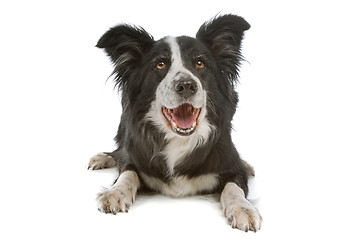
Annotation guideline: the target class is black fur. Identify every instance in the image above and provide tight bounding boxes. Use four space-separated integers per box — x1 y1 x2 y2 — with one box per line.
97 14 252 196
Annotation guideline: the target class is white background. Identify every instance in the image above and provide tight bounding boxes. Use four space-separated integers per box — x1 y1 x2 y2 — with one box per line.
1 0 359 239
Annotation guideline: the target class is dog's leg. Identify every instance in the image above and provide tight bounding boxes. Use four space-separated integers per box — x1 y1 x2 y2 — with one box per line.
97 171 140 214
88 152 116 170
220 182 262 232
241 159 256 177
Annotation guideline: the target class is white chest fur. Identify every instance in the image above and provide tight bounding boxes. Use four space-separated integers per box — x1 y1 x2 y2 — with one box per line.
140 172 219 197
160 113 214 176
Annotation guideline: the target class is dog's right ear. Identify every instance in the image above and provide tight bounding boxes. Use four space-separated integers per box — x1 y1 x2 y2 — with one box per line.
96 25 154 87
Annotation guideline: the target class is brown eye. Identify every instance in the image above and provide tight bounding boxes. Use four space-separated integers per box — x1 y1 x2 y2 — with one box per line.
196 59 205 69
157 61 166 70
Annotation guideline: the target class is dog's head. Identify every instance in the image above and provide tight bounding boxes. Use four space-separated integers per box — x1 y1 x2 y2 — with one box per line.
97 15 250 139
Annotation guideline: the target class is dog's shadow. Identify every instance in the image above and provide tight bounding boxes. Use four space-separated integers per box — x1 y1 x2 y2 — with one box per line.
133 190 222 212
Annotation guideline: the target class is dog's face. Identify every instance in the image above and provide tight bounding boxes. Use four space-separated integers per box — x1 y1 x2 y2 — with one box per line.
146 36 211 138
97 15 250 138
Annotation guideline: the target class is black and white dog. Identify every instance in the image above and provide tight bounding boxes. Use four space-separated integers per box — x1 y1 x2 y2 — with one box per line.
88 14 262 232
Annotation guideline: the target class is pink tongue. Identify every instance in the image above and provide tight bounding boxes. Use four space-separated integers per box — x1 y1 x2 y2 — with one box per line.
172 104 196 129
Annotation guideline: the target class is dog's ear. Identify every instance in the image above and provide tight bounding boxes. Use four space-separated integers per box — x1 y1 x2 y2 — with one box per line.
96 25 154 88
196 14 250 83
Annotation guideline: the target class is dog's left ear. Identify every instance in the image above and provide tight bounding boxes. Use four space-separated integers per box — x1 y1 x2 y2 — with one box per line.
196 14 250 82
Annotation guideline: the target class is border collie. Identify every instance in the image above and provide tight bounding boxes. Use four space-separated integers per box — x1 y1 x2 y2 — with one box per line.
88 14 262 232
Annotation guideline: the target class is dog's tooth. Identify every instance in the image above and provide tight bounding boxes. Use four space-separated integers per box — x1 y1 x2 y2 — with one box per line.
172 121 177 128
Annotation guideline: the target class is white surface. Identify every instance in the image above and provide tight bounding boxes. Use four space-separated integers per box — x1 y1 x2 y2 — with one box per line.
1 0 359 239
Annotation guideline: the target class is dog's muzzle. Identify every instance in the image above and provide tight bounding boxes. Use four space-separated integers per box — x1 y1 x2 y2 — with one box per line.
161 78 202 136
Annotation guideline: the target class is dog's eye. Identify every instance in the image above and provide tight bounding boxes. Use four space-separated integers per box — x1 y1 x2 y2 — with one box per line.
156 61 166 70
196 59 205 69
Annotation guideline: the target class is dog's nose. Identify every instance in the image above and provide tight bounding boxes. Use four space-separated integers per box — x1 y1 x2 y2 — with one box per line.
174 79 198 98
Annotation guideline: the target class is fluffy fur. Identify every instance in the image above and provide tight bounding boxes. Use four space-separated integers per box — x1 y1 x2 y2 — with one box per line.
89 14 262 232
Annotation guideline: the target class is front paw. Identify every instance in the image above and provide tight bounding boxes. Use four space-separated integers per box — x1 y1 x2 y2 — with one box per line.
224 200 262 232
88 153 116 170
97 186 135 214
221 182 262 232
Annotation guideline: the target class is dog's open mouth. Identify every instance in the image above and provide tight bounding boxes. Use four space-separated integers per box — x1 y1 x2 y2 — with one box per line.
162 103 201 136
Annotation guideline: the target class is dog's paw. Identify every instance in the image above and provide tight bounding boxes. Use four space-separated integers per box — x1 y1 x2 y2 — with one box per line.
97 185 136 214
88 153 116 170
221 182 262 232
224 200 262 232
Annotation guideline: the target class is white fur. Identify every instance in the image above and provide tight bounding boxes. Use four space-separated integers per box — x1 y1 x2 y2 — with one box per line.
161 115 213 175
220 182 262 232
140 172 219 197
88 153 116 170
145 100 214 175
97 171 141 214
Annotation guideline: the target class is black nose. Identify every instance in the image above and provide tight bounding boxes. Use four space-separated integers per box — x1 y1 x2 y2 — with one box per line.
174 79 198 98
